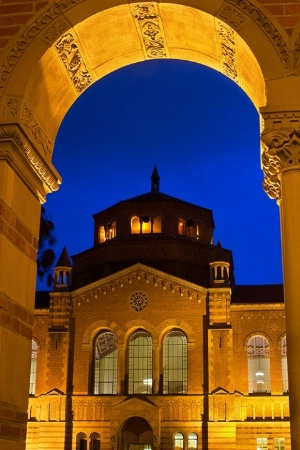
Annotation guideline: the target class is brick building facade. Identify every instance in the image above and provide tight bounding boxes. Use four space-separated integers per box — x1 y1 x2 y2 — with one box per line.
26 168 289 450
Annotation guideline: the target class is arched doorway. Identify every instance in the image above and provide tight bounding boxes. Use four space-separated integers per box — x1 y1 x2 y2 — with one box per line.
0 2 300 449
120 417 153 450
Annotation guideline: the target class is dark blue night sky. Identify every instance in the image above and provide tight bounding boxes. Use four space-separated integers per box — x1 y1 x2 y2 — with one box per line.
37 59 282 289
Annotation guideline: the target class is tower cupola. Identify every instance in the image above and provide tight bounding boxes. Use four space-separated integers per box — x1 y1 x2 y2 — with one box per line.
209 241 230 287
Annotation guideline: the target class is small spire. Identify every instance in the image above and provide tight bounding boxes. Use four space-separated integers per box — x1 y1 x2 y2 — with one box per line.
151 164 160 192
54 247 72 291
55 246 72 268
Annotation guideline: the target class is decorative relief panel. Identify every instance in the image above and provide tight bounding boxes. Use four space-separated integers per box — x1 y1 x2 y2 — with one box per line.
131 3 168 59
0 97 20 119
0 0 85 93
42 18 69 43
160 399 203 421
73 399 113 421
55 33 92 93
218 4 246 29
21 103 52 157
217 21 238 83
225 0 291 72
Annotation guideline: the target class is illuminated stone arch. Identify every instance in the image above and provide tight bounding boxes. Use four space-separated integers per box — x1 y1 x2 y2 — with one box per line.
1 1 300 448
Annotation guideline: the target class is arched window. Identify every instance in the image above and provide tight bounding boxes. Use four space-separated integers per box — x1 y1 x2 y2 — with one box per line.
128 330 152 394
247 335 271 393
94 331 118 394
188 433 198 450
29 340 38 395
178 218 185 235
153 215 162 233
174 433 184 450
99 225 105 243
281 336 288 393
163 330 187 394
90 432 100 450
77 433 87 450
131 216 140 234
141 216 151 233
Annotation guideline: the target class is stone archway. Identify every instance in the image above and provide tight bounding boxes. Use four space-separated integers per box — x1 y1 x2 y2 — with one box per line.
0 2 300 449
120 416 153 450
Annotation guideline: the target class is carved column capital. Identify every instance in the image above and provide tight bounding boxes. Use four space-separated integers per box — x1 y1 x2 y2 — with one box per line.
261 128 300 199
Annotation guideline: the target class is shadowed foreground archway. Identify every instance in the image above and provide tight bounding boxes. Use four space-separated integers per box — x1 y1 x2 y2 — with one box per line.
0 1 300 449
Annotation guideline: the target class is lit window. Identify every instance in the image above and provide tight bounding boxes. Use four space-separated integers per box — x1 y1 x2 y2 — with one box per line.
94 331 118 394
131 216 140 234
91 432 100 450
178 218 185 235
29 340 38 395
99 225 105 243
256 437 267 450
163 330 187 394
248 335 271 394
274 437 285 450
188 433 197 450
174 433 184 450
281 336 288 393
153 215 162 233
128 330 152 394
98 222 116 243
141 216 151 233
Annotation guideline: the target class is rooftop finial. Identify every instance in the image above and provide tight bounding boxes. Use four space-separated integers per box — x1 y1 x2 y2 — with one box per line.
151 164 160 192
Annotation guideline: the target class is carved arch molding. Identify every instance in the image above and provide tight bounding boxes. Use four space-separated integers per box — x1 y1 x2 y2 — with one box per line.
0 0 299 200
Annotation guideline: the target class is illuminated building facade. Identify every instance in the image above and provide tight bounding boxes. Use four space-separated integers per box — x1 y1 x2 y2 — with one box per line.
27 168 289 450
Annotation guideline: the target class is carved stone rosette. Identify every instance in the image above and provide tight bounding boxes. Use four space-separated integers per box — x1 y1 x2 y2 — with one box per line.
132 3 168 59
261 129 300 199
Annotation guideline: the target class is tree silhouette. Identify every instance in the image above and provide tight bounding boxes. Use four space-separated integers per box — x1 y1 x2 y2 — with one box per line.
37 206 56 287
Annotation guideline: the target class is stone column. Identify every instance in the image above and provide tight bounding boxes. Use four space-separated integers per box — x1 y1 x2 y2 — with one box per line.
261 118 300 449
0 124 59 450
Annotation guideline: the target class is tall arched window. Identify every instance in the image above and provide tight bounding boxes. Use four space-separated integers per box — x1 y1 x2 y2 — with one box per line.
174 433 184 450
94 331 118 394
281 336 288 393
153 215 162 233
163 330 187 394
247 335 271 393
29 339 38 395
90 432 100 450
128 330 152 394
77 433 87 450
188 433 198 450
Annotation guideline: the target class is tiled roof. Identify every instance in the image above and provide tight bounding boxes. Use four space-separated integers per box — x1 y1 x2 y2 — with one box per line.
231 284 284 304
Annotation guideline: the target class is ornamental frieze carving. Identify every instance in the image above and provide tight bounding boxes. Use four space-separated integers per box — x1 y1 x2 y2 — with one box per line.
218 5 246 29
0 0 85 93
56 33 93 93
42 18 69 43
132 4 168 59
160 398 203 421
217 21 238 83
21 103 52 157
225 0 290 72
0 97 20 119
0 124 59 194
261 129 300 199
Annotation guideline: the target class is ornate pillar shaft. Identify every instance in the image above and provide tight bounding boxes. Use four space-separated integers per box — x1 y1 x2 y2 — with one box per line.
261 123 300 449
